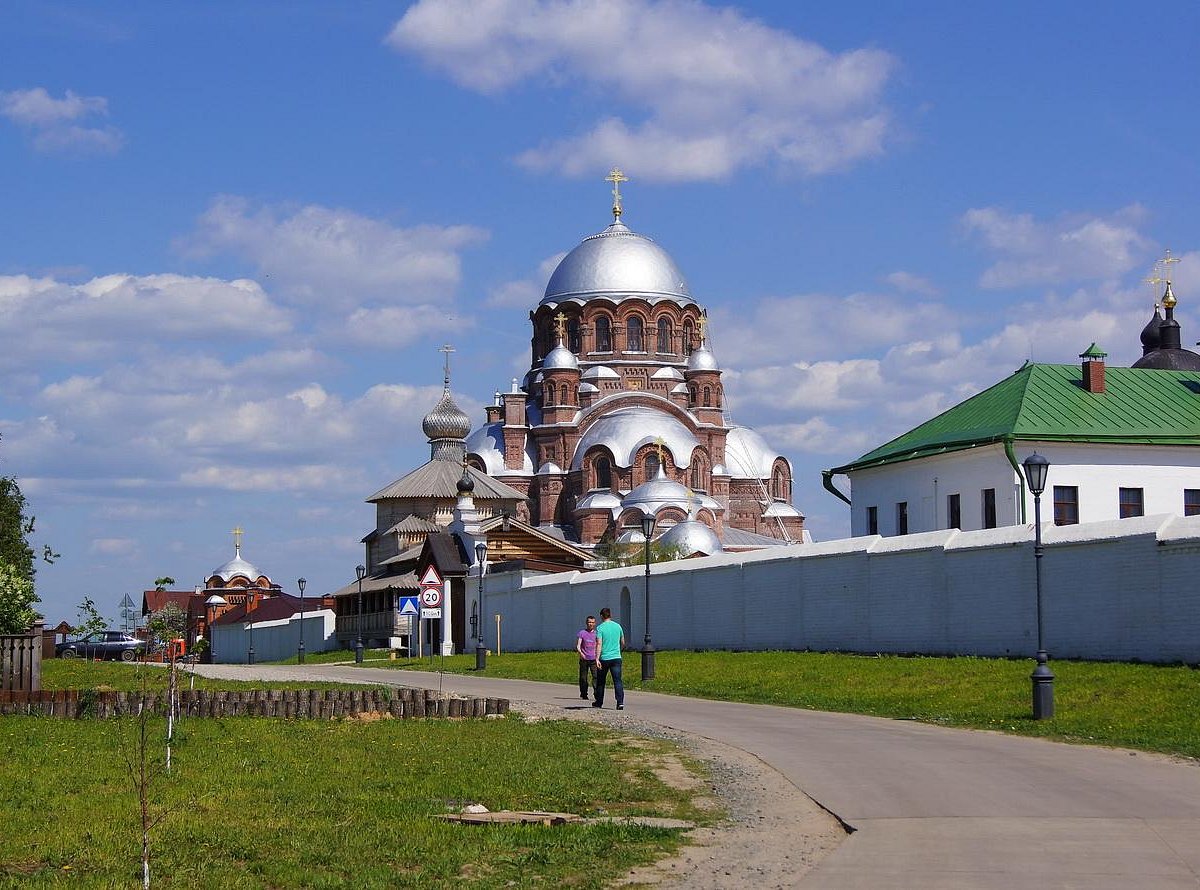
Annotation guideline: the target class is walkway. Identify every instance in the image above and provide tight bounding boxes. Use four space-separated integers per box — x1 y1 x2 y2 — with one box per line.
195 663 1200 888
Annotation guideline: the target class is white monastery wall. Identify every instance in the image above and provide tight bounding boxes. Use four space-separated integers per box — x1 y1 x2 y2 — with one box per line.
483 514 1200 663
211 610 337 664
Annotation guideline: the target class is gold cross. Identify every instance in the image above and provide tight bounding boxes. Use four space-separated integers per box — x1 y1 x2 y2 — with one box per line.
231 526 244 551
605 167 629 219
696 313 708 341
654 436 666 466
554 311 568 339
1161 248 1181 283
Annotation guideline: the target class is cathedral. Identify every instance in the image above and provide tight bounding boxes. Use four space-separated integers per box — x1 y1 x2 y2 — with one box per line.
465 171 807 551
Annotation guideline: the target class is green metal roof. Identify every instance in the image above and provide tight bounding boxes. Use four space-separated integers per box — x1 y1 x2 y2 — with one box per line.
829 363 1200 474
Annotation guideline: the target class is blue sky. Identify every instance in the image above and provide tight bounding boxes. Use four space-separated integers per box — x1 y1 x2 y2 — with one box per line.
3 0 1199 626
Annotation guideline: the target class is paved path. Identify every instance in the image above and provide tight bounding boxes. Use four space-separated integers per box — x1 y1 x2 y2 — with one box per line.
196 663 1200 888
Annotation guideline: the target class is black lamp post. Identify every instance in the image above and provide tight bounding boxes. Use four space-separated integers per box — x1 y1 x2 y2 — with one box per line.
246 590 255 665
355 564 366 664
640 512 657 681
297 577 306 664
475 541 488 670
1022 452 1054 720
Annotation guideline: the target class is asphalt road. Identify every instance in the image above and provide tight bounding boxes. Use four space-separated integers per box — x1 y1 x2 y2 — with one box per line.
194 663 1200 888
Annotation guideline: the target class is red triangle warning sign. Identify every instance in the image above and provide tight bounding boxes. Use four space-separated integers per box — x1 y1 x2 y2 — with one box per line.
419 564 443 589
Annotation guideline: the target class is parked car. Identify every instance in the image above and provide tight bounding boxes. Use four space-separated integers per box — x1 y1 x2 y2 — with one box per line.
56 631 147 661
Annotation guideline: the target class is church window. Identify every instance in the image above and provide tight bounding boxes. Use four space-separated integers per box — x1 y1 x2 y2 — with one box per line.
691 455 708 493
568 317 581 353
771 465 788 500
1118 487 1144 519
627 316 644 351
702 385 712 407
544 444 557 464
683 319 695 354
543 383 555 405
689 384 698 404
595 316 612 352
657 318 673 353
645 452 659 480
560 383 570 405
593 455 612 490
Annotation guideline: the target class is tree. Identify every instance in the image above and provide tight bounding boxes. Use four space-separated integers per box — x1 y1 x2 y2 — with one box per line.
0 561 38 634
153 577 175 591
593 539 688 569
0 475 35 583
74 596 109 638
147 602 187 648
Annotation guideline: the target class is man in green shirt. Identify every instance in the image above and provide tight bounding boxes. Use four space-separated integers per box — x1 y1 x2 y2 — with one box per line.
591 607 625 710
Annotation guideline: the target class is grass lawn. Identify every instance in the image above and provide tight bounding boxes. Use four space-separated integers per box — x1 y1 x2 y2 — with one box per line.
41 659 389 693
0 714 709 888
377 650 1200 760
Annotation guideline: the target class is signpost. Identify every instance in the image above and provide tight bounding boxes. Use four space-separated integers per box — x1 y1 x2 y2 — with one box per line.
418 565 444 679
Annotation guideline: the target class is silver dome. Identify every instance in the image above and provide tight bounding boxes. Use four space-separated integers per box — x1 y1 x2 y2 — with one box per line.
422 384 471 442
541 220 693 306
543 341 579 371
570 404 698 470
687 340 720 373
661 518 722 556
725 426 783 479
212 546 265 583
622 464 694 515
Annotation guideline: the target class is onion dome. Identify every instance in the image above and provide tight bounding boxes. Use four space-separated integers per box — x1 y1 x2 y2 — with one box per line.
423 384 471 442
212 544 264 583
1140 304 1163 355
622 463 694 515
660 517 722 556
543 336 579 371
686 339 720 373
456 463 474 495
541 219 692 307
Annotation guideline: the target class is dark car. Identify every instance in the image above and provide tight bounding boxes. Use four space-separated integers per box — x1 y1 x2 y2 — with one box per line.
56 631 147 662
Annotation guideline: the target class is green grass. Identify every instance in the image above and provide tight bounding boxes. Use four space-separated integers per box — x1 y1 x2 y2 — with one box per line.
0 715 707 888
41 659 388 693
379 650 1200 760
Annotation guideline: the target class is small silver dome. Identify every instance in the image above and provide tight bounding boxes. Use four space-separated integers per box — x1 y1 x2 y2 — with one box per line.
687 340 720 373
543 340 579 371
542 220 692 306
661 518 722 556
212 546 264 583
622 464 694 515
422 384 472 442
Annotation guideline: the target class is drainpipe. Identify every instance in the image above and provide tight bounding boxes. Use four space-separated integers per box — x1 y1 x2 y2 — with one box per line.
821 470 852 506
1003 437 1027 523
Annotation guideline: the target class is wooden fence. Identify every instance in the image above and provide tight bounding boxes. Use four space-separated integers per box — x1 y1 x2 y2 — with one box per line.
0 620 43 692
0 687 508 719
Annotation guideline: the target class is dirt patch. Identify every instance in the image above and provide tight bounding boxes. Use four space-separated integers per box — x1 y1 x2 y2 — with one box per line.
509 698 847 889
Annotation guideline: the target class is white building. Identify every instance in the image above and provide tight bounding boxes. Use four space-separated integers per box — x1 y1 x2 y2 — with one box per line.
823 345 1200 536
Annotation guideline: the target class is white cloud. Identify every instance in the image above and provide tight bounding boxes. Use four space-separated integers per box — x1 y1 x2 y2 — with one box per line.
0 273 290 369
758 418 871 456
89 537 138 557
884 271 938 296
487 254 566 308
0 87 124 154
388 0 895 181
181 196 488 307
962 205 1151 288
342 305 470 347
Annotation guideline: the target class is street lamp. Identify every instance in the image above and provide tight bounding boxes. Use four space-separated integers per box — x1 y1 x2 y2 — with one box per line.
1022 452 1054 720
640 512 657 681
246 589 256 665
355 564 366 664
475 541 488 670
297 577 306 664
204 594 227 663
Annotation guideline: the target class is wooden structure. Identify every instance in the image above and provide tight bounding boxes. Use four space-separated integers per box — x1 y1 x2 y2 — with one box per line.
0 619 43 692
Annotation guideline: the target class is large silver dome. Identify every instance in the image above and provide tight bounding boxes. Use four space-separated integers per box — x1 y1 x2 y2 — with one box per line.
541 220 692 306
212 546 265 583
660 518 722 556
422 385 471 442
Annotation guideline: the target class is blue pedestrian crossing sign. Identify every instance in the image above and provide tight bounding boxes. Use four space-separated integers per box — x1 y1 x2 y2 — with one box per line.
398 596 419 616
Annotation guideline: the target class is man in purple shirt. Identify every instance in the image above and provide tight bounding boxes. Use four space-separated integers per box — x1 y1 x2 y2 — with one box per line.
575 615 598 700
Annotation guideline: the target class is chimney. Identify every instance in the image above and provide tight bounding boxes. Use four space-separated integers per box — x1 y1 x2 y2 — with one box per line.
485 391 503 424
1080 343 1107 394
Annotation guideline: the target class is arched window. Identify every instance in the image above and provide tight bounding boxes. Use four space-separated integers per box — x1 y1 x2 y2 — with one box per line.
594 455 612 490
544 382 555 405
689 383 698 404
772 465 789 500
682 319 695 354
657 318 673 353
645 452 659 480
560 383 570 405
702 385 712 407
568 317 581 353
691 453 708 493
595 316 612 352
626 316 644 351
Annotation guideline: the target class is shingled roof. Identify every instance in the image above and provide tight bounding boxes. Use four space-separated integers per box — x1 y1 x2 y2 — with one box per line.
367 461 526 502
829 362 1200 475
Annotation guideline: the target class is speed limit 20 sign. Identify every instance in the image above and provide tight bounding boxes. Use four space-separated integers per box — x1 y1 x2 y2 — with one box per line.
419 587 443 608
